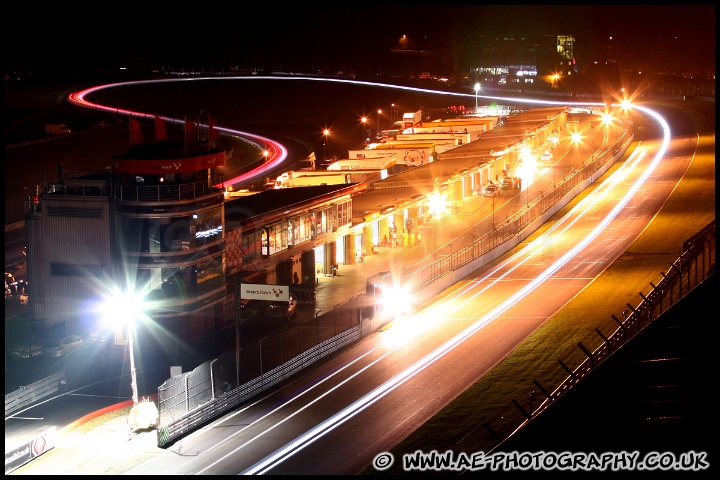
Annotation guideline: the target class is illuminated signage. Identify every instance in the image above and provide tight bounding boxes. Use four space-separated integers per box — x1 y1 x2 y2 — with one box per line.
241 283 289 302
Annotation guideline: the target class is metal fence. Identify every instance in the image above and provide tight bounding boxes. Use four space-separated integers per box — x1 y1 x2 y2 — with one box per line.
406 127 634 292
5 371 66 416
155 124 639 446
453 220 715 459
113 173 224 202
156 326 362 447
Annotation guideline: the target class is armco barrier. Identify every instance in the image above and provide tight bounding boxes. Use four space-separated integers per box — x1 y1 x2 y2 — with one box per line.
475 220 715 457
157 326 361 446
154 125 637 448
5 371 65 416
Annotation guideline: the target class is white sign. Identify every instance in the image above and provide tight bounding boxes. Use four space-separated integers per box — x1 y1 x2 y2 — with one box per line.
241 283 289 302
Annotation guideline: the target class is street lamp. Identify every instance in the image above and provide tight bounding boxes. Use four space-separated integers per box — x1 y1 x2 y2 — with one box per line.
492 193 495 230
571 132 582 174
377 109 382 139
333 303 340 335
551 135 559 187
620 99 632 126
474 83 480 111
601 113 613 155
315 309 322 342
428 190 447 258
103 291 145 406
322 129 329 163
361 117 367 145
263 149 269 163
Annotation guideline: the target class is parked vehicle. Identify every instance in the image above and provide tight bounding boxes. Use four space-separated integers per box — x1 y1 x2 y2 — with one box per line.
266 298 298 319
482 183 500 197
43 335 84 357
500 177 515 190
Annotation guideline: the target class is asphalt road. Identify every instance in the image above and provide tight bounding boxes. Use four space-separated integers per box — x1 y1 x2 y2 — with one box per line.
5 80 716 474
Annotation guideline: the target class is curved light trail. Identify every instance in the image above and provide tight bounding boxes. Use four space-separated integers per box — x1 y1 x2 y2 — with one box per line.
67 80 289 188
67 76 664 474
238 106 670 475
66 76 607 190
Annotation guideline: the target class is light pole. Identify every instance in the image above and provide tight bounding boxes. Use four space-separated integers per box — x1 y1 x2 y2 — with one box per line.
315 309 322 343
259 336 267 379
103 291 144 406
571 132 582 174
361 117 367 145
474 83 480 111
322 129 329 163
429 191 446 259
492 193 495 230
333 303 340 335
377 109 382 139
127 317 138 406
234 277 244 386
551 135 559 187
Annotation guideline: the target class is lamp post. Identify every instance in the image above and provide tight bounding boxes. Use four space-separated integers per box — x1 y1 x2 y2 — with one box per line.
377 109 382 139
103 291 144 406
361 117 367 145
551 135 559 187
429 191 446 259
259 336 267 378
333 303 340 335
234 277 243 386
322 129 329 163
127 317 138 406
474 83 480 111
315 309 322 343
571 132 582 174
492 193 495 230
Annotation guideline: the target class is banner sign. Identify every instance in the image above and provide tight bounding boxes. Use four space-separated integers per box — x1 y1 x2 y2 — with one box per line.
241 283 289 302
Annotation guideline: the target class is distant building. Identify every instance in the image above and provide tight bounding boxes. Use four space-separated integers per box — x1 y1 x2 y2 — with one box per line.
466 34 577 88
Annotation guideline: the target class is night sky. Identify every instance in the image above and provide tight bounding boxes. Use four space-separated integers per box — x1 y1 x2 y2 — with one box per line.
5 5 715 75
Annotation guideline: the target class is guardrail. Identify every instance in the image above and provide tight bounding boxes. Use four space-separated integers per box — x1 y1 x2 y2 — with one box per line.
406 126 635 293
5 371 66 416
456 220 715 458
156 326 361 446
153 124 637 447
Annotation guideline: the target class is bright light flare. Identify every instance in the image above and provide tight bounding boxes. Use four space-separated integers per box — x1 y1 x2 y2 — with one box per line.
101 290 146 327
516 156 536 184
428 191 448 217
382 313 437 348
381 284 413 319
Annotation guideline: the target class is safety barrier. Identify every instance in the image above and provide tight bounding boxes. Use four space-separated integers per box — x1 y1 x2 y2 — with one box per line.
453 220 715 458
155 124 638 447
5 371 66 416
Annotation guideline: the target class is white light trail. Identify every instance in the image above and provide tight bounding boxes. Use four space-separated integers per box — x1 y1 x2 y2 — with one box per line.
67 77 669 474
240 105 671 475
